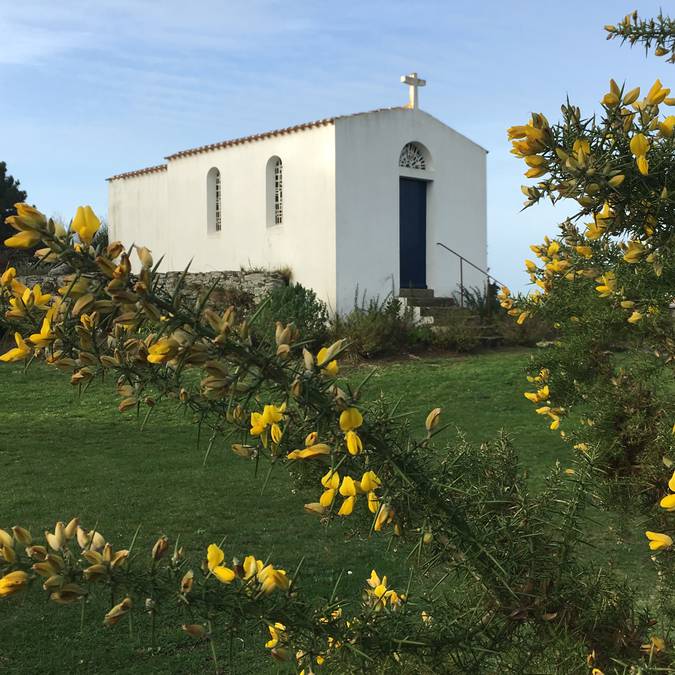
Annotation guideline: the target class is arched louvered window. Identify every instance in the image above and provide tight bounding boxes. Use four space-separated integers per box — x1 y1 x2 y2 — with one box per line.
266 156 283 226
207 167 222 232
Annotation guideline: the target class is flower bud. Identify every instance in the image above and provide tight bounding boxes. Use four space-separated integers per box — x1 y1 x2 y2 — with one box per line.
26 545 47 560
136 246 153 268
182 623 207 639
152 536 169 561
83 563 108 581
425 407 442 432
0 529 13 549
290 377 302 398
64 518 79 540
104 597 133 626
106 241 124 259
303 347 315 371
1 545 16 563
304 503 326 516
12 526 32 546
42 574 64 590
45 522 66 551
232 444 255 459
181 570 194 594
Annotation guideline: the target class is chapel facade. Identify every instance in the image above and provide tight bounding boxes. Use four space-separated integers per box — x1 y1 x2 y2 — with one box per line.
108 81 487 314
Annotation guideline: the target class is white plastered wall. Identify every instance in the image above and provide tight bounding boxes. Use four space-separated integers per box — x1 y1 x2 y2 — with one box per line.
109 124 338 309
108 171 168 254
334 109 487 314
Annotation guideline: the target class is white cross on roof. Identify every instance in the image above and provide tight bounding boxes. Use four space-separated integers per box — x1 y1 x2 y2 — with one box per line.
400 72 426 110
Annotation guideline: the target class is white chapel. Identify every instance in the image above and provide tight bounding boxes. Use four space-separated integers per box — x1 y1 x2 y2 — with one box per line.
108 75 487 314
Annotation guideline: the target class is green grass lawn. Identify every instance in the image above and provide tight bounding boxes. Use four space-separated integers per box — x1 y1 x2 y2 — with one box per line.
0 349 654 674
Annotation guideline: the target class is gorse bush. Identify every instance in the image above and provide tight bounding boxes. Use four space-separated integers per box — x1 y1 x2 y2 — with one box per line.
500 11 675 502
1 11 674 672
0 203 664 672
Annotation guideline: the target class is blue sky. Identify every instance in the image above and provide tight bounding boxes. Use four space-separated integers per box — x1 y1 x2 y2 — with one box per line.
1 0 671 292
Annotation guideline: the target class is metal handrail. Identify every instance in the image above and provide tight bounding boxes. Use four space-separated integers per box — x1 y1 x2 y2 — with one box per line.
435 242 505 308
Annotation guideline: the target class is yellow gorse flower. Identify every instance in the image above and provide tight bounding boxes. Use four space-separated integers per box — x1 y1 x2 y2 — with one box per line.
340 407 364 455
645 531 673 551
320 470 340 507
641 636 666 654
29 316 55 349
265 621 292 660
339 407 363 431
146 337 180 364
659 494 675 511
316 346 339 377
622 240 645 264
629 133 650 175
71 205 101 245
0 570 29 598
0 266 17 287
338 475 359 516
0 332 32 362
365 570 404 610
645 79 670 106
206 544 235 583
524 385 549 403
595 272 617 298
361 470 382 513
345 430 363 455
287 443 331 461
4 229 41 248
249 403 286 447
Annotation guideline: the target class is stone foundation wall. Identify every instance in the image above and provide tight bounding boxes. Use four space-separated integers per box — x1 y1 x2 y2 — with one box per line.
17 269 286 308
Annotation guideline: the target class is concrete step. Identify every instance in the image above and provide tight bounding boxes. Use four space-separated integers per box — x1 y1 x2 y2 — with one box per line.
399 288 434 299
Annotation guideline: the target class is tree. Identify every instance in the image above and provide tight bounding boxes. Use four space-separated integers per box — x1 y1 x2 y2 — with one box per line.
0 161 28 260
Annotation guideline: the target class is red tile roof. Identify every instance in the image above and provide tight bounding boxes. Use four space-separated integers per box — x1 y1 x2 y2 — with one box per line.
165 116 336 161
107 163 167 182
107 107 406 181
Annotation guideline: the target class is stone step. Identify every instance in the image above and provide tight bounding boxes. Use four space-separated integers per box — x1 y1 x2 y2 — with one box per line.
409 297 457 308
398 288 434 299
418 306 476 321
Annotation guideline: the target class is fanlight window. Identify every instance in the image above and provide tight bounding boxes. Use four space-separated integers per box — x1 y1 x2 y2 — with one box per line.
273 158 283 225
399 143 426 170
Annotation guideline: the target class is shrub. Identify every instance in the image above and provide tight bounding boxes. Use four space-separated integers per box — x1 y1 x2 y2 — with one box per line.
458 284 502 321
255 282 329 346
330 294 421 358
431 317 482 353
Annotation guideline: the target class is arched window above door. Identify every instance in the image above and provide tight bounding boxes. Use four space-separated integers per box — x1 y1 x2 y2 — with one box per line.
399 142 429 170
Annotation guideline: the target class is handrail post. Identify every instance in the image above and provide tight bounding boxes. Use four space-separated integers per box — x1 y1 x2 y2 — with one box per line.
435 242 507 292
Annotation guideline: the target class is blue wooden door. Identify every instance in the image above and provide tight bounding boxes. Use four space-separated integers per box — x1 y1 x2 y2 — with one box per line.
399 178 427 289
